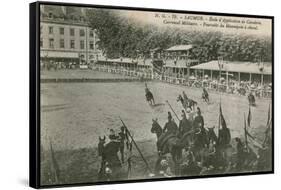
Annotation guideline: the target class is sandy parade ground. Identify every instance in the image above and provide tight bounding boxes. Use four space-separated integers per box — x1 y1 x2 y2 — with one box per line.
40 70 272 185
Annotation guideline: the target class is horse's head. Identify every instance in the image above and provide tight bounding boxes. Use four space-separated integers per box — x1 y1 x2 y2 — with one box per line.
98 136 106 156
207 126 215 133
207 126 218 143
151 119 162 138
176 94 182 102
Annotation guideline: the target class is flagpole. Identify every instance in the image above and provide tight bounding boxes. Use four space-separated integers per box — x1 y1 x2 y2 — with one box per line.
244 113 248 149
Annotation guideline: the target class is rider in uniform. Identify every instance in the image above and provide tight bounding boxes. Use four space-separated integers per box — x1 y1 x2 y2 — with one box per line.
163 112 178 135
145 83 155 105
178 110 192 138
203 87 209 102
193 107 208 150
193 107 204 130
183 91 188 102
157 112 178 152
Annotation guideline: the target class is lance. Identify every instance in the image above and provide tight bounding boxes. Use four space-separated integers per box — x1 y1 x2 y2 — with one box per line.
165 100 180 121
119 117 152 174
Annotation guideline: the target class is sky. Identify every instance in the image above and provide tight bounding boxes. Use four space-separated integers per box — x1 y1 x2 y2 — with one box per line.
114 9 272 37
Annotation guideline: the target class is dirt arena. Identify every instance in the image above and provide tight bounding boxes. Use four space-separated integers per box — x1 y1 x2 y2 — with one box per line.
40 70 271 185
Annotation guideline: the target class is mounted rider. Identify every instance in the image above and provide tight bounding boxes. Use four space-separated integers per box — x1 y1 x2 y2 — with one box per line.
193 107 204 130
182 91 188 102
145 83 155 105
193 107 208 149
202 87 209 102
163 112 178 135
178 110 192 138
157 112 178 152
248 91 256 106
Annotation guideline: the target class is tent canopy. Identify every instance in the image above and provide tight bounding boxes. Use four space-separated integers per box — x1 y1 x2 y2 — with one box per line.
190 60 272 75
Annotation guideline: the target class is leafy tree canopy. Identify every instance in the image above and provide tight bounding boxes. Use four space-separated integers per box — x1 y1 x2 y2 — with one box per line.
87 9 272 62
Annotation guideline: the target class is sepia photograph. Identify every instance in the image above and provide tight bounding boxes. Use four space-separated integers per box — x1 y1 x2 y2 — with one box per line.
37 3 273 187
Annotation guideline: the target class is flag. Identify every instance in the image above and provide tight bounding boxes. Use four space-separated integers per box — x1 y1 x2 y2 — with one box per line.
245 123 263 149
220 103 227 129
218 102 227 140
247 106 252 127
263 104 272 146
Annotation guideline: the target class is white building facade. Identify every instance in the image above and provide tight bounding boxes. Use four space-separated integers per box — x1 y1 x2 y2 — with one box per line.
40 5 103 68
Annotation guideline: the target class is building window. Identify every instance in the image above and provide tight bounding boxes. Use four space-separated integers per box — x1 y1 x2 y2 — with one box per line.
49 26 53 34
60 39 64 48
48 12 53 19
49 38 54 49
80 40 85 49
70 28 75 36
80 29 85 37
89 30 94 37
40 39 43 48
70 40 75 49
59 27 64 35
89 41 94 50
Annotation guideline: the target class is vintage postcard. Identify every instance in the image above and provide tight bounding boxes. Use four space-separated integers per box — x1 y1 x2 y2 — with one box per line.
33 2 273 187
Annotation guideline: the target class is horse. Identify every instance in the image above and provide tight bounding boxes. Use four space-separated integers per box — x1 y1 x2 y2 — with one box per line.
177 94 189 111
145 89 155 106
206 127 218 144
151 119 163 140
151 120 203 164
248 93 256 106
177 94 197 111
97 136 126 181
202 89 210 103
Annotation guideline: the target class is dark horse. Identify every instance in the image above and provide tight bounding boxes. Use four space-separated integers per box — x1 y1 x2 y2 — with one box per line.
145 83 155 106
248 93 256 106
202 88 210 103
97 136 125 181
177 94 197 111
151 120 203 164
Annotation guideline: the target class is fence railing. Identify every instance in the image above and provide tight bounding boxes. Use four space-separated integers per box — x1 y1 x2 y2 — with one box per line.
94 65 272 98
94 65 153 80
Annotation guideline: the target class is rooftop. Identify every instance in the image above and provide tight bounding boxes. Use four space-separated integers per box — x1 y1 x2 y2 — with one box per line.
41 5 88 25
190 60 272 75
166 45 193 51
164 59 199 68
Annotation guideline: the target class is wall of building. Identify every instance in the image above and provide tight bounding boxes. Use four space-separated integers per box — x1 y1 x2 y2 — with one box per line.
40 5 103 65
